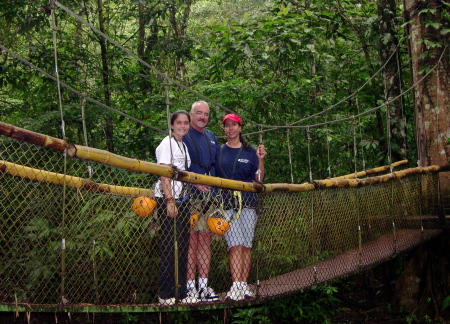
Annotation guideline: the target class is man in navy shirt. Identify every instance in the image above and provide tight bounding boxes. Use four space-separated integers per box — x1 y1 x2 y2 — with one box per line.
183 100 219 302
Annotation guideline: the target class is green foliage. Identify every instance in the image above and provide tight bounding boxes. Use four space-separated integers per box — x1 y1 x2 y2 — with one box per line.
162 283 340 323
232 307 271 323
191 0 274 23
122 313 140 324
190 0 410 181
169 311 196 323
0 0 423 179
230 284 340 323
405 313 436 324
442 295 450 311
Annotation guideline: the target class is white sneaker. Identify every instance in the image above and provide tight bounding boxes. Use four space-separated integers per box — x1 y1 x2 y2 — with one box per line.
159 295 198 305
226 286 244 301
180 295 198 304
198 286 220 302
186 287 199 299
158 297 175 305
243 287 255 298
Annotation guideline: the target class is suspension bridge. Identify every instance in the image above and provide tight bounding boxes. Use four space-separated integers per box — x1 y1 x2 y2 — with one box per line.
1 0 448 315
0 121 446 313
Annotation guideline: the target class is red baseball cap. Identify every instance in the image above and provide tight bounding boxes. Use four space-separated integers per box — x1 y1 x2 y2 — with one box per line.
222 113 242 125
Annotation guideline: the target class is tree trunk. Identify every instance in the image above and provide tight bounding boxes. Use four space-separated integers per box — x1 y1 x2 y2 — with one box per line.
97 0 114 153
399 1 450 316
137 4 145 58
168 0 191 79
378 0 407 161
394 235 450 319
404 0 450 194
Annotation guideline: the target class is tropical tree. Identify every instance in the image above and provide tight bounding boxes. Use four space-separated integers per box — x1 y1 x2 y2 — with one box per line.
190 0 410 181
403 0 450 194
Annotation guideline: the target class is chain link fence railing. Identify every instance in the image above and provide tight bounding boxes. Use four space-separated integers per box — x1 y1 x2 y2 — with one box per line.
0 131 443 312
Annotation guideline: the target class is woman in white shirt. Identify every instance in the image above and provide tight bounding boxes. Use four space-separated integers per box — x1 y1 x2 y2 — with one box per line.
154 110 196 305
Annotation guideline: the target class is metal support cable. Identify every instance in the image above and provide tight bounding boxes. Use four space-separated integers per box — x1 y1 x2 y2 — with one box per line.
386 104 393 172
356 190 363 268
50 1 68 306
92 240 99 303
311 191 317 283
352 117 358 177
391 181 397 254
257 126 264 182
356 97 366 170
324 114 332 178
306 127 313 182
80 92 93 178
286 129 294 183
51 3 66 140
164 77 180 301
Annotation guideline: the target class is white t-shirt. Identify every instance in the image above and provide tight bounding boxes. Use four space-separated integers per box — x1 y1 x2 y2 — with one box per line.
154 136 191 199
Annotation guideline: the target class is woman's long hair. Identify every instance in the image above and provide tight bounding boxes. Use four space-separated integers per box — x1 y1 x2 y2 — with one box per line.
239 132 251 151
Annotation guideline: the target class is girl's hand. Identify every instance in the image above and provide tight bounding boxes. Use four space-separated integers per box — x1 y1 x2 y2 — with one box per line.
166 201 178 218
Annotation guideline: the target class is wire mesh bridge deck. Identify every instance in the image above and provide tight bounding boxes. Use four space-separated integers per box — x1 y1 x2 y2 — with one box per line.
0 122 445 313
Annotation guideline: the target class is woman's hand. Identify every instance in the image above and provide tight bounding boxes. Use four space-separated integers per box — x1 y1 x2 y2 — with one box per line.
257 144 266 160
255 144 266 182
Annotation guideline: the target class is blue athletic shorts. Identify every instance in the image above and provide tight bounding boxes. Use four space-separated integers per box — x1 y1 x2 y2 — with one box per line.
224 208 257 249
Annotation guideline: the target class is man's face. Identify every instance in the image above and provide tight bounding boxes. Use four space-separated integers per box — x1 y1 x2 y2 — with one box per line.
191 103 210 129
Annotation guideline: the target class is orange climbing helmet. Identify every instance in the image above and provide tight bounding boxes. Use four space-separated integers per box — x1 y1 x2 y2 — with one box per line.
190 211 199 230
206 216 230 236
132 196 157 217
205 190 243 236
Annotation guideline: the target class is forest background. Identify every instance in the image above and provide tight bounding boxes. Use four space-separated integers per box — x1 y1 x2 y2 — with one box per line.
1 0 449 183
1 0 450 323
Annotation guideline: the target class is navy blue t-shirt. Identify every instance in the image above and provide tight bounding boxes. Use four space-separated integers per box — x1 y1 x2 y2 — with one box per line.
183 127 217 198
183 127 217 176
215 144 259 207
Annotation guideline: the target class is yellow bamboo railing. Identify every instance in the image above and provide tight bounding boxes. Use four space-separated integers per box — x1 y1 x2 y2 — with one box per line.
1 121 448 194
0 122 67 150
331 160 409 179
0 160 152 197
66 144 265 193
264 165 445 192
